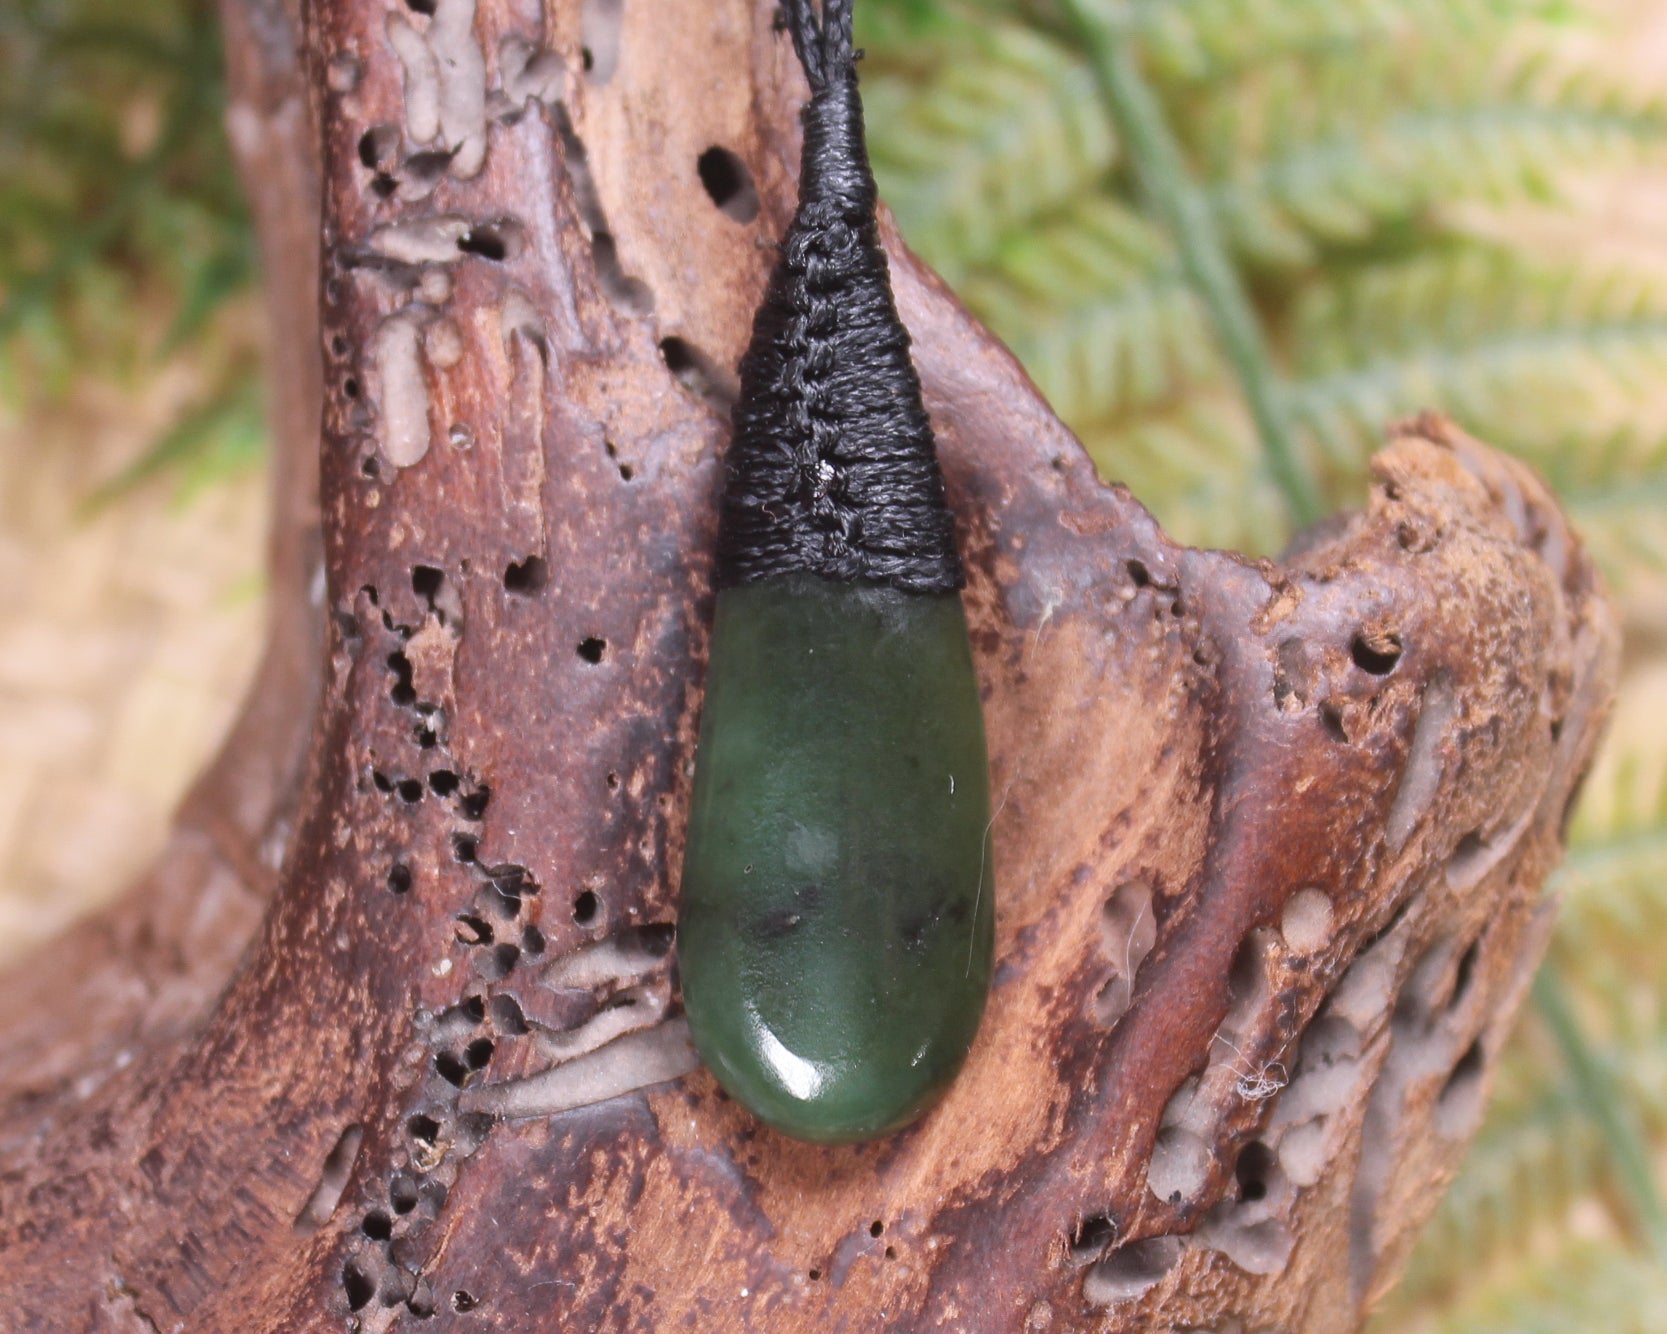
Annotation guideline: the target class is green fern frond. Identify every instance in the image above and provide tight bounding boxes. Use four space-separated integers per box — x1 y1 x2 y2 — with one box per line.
1559 484 1667 592
1556 742 1667 979
1291 246 1667 373
1209 101 1667 265
1115 0 1578 83
1078 395 1295 556
1568 715 1667 849
1388 728 1667 1319
1186 25 1667 264
1286 249 1667 507
1384 970 1667 1315
865 23 1116 281
953 198 1214 423
870 0 1667 577
1189 30 1667 147
1392 1051 1602 1309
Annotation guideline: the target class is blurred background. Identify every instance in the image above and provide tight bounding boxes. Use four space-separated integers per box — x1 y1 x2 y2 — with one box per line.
0 0 1662 1326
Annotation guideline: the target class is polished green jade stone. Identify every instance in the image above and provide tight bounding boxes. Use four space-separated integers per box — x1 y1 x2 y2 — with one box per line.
679 572 993 1143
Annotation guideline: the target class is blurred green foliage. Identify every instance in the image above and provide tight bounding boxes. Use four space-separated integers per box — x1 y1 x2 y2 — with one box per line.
0 0 263 503
3 0 1665 1325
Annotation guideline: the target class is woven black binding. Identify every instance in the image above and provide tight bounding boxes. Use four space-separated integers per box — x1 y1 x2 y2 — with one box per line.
716 0 963 595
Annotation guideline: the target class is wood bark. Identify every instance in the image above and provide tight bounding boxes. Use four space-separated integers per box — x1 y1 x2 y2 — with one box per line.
0 0 1618 1330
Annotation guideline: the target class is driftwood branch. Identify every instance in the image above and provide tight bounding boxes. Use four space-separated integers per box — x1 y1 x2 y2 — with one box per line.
0 1 1616 1330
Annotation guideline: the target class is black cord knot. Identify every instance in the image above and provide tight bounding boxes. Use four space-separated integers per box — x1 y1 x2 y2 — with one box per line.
782 0 857 93
717 0 962 595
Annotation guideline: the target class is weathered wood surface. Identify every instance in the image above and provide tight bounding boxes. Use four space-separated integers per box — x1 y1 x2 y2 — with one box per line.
0 1 1616 1330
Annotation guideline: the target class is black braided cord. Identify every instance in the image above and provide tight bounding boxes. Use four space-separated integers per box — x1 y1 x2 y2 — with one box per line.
716 0 963 595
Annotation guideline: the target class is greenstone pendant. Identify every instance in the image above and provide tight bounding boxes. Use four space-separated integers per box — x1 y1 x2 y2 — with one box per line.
678 574 993 1142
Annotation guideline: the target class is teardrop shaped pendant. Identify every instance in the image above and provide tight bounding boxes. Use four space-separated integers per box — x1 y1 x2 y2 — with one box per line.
681 576 991 1142
678 0 993 1143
